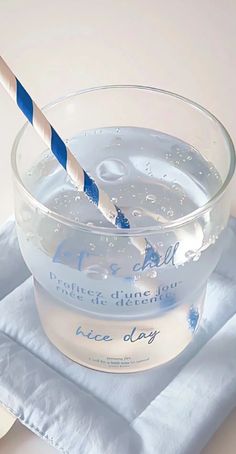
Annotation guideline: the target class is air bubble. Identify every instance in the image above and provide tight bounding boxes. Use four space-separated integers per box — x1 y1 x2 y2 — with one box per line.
167 209 174 217
132 209 142 217
111 197 118 203
146 194 156 203
193 252 201 262
89 243 96 251
148 269 158 278
187 156 192 161
96 159 127 182
108 242 114 248
75 195 80 201
115 136 122 146
85 264 108 280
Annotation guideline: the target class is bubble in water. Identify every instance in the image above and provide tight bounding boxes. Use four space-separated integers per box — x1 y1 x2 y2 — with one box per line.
87 221 94 226
85 264 108 280
111 197 118 203
75 217 79 222
96 159 127 182
27 171 32 176
132 209 142 217
193 252 201 262
147 269 158 278
167 209 174 217
116 128 120 134
114 136 122 146
75 195 80 201
89 243 96 251
146 194 156 203
187 156 192 161
198 171 203 175
108 242 114 248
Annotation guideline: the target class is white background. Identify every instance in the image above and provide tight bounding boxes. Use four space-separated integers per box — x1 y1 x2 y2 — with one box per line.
0 0 236 452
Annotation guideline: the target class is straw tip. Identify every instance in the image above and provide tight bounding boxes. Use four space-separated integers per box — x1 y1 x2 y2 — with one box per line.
115 206 130 229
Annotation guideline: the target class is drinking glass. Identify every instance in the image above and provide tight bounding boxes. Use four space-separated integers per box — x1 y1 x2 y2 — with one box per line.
11 86 235 372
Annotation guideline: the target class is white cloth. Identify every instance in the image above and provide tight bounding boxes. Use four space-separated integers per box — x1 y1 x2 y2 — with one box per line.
0 218 236 454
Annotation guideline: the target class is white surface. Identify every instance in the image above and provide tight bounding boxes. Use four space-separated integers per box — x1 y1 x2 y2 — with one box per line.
0 405 16 438
0 0 236 452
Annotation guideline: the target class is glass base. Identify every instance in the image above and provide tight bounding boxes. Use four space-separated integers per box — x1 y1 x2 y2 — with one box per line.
34 278 204 373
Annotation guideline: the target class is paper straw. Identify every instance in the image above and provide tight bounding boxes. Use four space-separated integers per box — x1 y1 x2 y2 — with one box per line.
0 56 159 262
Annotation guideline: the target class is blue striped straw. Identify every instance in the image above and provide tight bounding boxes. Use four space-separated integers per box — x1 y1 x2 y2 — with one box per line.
0 55 160 262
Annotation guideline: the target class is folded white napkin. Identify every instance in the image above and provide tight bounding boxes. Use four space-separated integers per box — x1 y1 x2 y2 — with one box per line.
0 218 236 454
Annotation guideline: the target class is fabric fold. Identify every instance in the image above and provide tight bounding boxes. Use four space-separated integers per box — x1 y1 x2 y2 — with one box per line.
0 217 236 453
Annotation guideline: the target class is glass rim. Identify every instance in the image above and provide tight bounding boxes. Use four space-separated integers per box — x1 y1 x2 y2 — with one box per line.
11 84 236 236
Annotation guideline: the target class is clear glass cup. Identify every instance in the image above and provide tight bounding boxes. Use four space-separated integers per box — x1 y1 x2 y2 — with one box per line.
11 86 235 373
